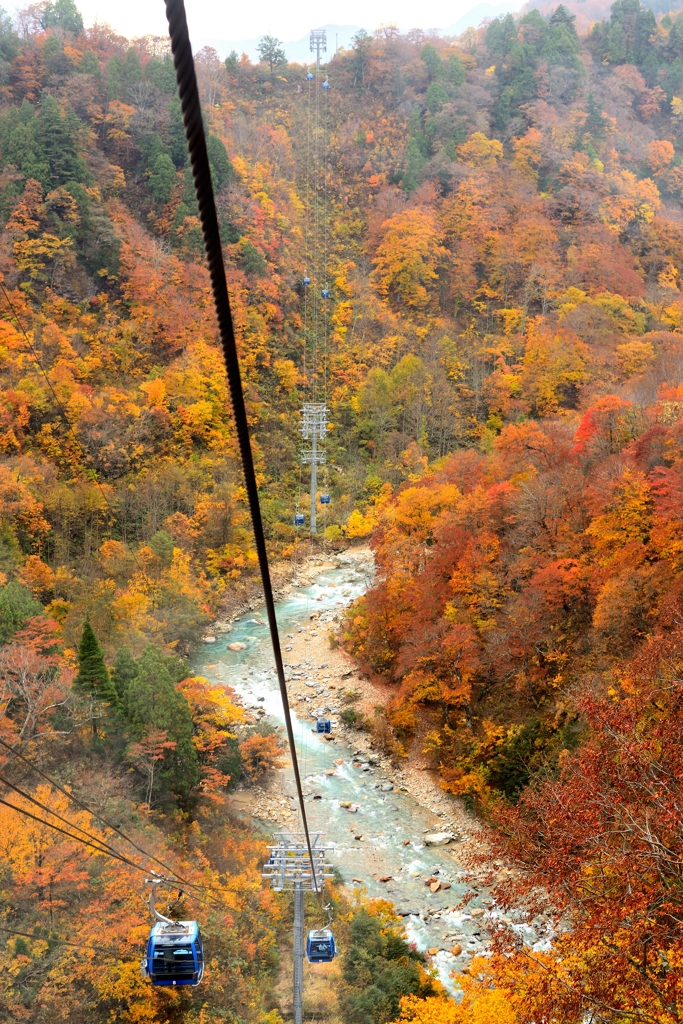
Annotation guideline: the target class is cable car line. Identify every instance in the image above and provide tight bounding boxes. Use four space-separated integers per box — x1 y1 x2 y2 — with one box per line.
0 772 137 863
0 795 147 866
0 737 224 900
0 792 219 912
0 924 125 957
164 0 320 895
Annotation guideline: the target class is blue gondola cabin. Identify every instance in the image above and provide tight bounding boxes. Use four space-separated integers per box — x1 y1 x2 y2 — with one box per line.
316 718 331 733
307 928 336 962
294 513 305 526
320 494 331 504
141 921 204 987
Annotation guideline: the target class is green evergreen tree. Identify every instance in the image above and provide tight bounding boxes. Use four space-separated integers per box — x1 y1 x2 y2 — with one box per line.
125 646 199 800
402 137 426 193
111 646 138 705
42 0 84 36
207 134 234 191
73 620 120 735
340 909 434 1022
426 81 449 114
447 53 466 86
0 580 43 643
0 103 49 186
37 94 89 186
420 42 443 80
144 54 177 95
148 152 176 203
583 91 609 143
167 97 187 168
79 49 100 76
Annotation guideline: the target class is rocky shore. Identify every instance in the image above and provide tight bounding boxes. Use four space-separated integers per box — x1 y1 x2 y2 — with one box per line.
214 546 490 872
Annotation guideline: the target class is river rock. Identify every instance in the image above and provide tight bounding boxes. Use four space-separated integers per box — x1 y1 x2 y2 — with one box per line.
430 881 441 893
334 758 344 765
352 877 363 883
450 943 463 957
402 839 411 846
427 947 439 956
381 783 393 791
470 908 485 918
423 832 456 846
378 876 393 883
440 882 452 890
396 908 419 917
339 801 352 808
202 636 216 643
228 642 247 651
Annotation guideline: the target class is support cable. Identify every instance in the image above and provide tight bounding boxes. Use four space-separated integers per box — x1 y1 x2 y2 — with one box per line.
0 772 139 862
0 924 123 957
164 0 320 893
0 793 220 910
0 794 146 867
0 736 222 898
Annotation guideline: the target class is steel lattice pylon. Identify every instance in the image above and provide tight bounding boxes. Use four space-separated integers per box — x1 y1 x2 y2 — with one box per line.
263 833 334 1024
300 403 327 535
310 29 327 69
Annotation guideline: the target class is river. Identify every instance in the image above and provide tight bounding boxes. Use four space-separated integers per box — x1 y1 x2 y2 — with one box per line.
192 550 541 989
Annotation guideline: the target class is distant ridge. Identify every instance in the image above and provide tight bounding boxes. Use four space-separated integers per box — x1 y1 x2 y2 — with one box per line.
444 0 523 34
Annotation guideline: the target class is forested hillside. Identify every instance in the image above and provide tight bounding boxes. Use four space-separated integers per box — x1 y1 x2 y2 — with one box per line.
2 0 683 1019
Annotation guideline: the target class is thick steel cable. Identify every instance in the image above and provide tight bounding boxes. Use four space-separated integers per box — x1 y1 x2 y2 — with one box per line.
0 736 222 897
0 795 145 866
164 0 320 893
0 772 136 862
0 794 220 910
0 924 123 957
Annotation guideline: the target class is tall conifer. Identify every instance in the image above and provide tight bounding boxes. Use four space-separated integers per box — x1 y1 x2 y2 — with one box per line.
73 620 120 736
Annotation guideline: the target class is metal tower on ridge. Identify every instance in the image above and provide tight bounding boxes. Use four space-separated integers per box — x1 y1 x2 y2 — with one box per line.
262 833 334 1024
310 29 326 69
301 403 327 535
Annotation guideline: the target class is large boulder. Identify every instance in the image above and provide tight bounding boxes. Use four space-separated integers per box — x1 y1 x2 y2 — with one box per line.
423 832 456 846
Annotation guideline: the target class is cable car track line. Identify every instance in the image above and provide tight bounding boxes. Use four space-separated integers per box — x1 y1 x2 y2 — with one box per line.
0 792 219 909
0 924 124 957
0 737 224 899
164 0 320 895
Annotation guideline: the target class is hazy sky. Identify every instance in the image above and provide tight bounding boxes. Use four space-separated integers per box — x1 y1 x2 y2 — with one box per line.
70 0 485 43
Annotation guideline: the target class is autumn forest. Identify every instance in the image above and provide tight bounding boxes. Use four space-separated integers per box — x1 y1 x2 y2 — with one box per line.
1 0 683 1019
